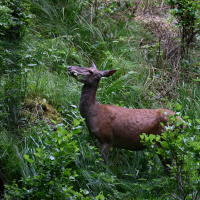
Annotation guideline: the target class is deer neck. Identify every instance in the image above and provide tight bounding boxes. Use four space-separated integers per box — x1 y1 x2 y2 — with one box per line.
79 82 99 119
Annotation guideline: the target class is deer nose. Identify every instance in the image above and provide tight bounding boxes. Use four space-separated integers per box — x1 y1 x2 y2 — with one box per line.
67 66 72 70
67 66 72 75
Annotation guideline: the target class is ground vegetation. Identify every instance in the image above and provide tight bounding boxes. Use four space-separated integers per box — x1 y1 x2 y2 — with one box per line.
0 0 199 199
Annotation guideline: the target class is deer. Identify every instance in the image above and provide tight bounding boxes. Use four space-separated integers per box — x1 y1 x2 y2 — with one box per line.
67 62 183 174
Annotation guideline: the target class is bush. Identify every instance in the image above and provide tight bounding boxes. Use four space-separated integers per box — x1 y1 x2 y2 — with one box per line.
141 105 200 199
167 0 200 58
5 124 86 199
0 0 33 39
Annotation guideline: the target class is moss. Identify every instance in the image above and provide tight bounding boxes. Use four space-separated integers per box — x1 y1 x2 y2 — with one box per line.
21 97 62 124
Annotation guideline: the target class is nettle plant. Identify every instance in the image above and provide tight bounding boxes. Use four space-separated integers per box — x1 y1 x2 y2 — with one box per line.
5 120 92 199
141 104 200 199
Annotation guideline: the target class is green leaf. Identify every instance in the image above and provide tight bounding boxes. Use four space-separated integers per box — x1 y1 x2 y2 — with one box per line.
156 148 163 154
24 154 34 164
49 181 54 185
188 119 192 124
161 141 168 147
174 103 182 111
58 139 62 145
195 119 200 123
51 132 57 138
149 134 155 141
34 153 41 158
167 102 172 108
160 122 164 127
73 119 80 126
64 170 71 176
60 128 68 136
24 154 29 160
36 148 42 153
72 128 82 134
50 119 57 125
60 147 64 151
63 136 69 141
155 135 161 142
183 116 189 119
28 159 34 164
45 140 52 144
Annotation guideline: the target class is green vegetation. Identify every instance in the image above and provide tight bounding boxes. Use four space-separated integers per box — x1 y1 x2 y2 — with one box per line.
0 0 199 199
141 110 200 199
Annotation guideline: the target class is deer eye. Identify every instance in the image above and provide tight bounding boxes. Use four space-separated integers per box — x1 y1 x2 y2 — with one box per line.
88 70 93 75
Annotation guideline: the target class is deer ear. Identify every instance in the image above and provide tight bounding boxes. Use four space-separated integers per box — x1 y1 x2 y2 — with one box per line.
101 70 117 77
91 62 97 68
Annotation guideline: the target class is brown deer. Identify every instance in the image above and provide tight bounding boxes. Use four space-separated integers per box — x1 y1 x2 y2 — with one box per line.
67 63 181 174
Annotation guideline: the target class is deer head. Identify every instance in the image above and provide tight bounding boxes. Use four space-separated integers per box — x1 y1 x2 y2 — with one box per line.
67 62 117 85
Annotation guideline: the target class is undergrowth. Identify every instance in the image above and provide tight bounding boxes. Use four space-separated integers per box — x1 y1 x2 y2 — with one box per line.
0 0 200 199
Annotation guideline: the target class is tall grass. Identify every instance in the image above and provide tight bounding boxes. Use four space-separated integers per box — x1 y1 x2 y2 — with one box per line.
31 0 83 37
1 0 200 199
26 69 80 108
0 130 24 184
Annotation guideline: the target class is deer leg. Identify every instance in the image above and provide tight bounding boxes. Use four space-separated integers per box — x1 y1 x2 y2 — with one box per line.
101 143 110 164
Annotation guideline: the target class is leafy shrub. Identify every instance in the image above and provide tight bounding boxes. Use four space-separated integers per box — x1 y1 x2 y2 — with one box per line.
141 104 200 199
5 124 86 199
0 5 14 35
167 0 200 58
0 0 33 130
0 0 33 39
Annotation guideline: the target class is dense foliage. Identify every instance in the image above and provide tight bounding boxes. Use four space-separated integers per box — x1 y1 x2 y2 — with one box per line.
141 107 200 199
168 0 200 58
0 0 32 39
0 0 199 199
